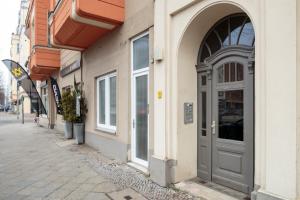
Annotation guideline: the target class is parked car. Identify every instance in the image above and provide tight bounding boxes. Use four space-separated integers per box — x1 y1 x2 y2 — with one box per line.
0 105 4 112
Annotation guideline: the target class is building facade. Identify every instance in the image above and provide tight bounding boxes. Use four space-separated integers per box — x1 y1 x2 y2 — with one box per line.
10 0 31 114
24 0 300 199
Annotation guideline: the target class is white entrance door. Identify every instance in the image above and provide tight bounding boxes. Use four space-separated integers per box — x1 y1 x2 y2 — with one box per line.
131 32 149 167
132 71 149 166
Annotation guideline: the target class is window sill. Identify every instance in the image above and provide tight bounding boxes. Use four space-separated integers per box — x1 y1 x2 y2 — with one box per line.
95 127 116 135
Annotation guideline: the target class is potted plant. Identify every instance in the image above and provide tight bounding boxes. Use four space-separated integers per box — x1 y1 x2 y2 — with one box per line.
61 90 76 139
72 88 88 144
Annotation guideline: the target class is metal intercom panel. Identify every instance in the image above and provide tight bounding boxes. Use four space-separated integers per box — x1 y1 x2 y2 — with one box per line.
184 103 193 124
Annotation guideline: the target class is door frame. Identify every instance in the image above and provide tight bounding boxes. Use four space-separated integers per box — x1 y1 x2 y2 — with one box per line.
131 32 150 167
197 46 255 193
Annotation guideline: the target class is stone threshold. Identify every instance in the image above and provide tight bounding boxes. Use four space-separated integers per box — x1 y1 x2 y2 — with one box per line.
175 178 250 200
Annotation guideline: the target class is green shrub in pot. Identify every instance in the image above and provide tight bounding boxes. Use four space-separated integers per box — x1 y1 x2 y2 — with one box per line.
61 90 76 139
72 88 88 144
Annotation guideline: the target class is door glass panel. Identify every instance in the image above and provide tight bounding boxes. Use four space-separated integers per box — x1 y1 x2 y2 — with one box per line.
135 75 148 161
133 35 149 70
99 80 106 124
237 63 244 81
224 64 230 82
218 90 244 141
218 66 224 83
218 62 244 83
230 63 236 82
201 92 207 136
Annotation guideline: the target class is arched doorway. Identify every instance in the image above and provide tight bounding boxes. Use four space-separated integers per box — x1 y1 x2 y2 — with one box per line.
197 13 255 194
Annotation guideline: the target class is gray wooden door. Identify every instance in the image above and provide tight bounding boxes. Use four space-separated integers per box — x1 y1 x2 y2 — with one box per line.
197 50 254 194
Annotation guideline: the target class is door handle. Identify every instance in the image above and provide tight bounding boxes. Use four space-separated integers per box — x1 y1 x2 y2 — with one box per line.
211 121 216 135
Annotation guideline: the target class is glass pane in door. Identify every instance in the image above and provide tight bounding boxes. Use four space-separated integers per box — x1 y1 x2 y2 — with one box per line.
135 74 148 161
218 90 244 141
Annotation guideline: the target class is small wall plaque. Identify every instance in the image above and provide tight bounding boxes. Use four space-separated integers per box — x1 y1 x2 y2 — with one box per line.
184 103 193 124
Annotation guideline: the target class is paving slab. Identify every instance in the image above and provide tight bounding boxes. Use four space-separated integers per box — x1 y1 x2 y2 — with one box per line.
0 113 196 200
108 188 148 200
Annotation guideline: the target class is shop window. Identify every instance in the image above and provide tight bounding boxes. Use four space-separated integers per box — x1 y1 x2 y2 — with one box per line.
96 73 117 132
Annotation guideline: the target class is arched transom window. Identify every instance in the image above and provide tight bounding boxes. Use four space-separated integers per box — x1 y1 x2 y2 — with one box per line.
199 14 255 62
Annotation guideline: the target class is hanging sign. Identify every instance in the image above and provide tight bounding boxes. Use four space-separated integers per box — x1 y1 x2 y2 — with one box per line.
50 77 63 115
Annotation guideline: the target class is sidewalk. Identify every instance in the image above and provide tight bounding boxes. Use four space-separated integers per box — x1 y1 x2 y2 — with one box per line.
0 118 197 200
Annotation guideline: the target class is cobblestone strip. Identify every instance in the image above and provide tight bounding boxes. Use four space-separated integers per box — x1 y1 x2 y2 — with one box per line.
65 145 196 200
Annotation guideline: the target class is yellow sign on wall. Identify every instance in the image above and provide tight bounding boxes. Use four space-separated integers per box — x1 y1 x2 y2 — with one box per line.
157 90 163 99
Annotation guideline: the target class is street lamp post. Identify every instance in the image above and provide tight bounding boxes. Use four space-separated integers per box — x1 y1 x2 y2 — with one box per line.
21 96 24 124
16 81 20 120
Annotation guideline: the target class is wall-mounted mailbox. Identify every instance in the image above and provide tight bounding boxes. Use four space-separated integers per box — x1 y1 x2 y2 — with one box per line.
184 103 193 124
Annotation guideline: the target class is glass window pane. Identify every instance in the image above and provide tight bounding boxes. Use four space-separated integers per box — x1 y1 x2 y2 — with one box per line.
218 90 244 141
133 35 149 70
230 62 236 82
201 92 207 136
99 80 105 124
110 76 116 126
200 44 210 62
206 32 221 55
238 19 255 46
237 63 244 81
230 16 245 45
216 19 229 46
135 75 148 161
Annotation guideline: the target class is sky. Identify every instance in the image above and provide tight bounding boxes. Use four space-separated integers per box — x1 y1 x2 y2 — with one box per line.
0 0 20 92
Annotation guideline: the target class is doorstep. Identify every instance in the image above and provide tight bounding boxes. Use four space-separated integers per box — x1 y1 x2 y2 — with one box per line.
175 178 250 200
127 162 150 175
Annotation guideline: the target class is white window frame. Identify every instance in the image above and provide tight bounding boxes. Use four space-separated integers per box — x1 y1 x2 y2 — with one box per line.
131 31 150 167
96 72 117 133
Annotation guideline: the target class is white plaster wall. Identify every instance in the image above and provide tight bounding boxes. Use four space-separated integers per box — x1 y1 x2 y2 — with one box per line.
262 0 296 198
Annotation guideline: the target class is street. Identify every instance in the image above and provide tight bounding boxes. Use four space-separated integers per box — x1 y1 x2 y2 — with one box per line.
0 113 194 200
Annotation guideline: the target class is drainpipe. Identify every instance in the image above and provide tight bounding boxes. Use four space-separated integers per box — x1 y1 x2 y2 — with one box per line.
80 52 83 93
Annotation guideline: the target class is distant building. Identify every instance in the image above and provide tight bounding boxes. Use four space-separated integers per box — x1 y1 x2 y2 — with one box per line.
10 0 31 114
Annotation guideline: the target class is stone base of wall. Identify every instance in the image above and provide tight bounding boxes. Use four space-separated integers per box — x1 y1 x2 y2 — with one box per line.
85 131 128 162
149 156 177 187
